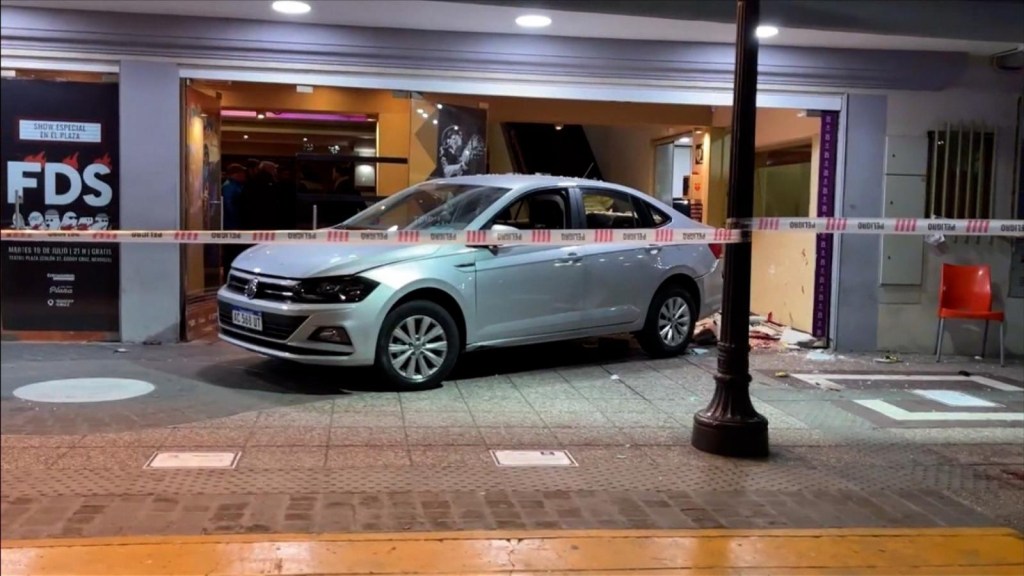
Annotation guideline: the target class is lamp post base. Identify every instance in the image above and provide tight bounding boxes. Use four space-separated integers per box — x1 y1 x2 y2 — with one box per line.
692 411 769 458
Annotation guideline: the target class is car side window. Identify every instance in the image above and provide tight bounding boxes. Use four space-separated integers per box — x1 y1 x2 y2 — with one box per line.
580 188 642 229
642 202 671 228
491 189 569 230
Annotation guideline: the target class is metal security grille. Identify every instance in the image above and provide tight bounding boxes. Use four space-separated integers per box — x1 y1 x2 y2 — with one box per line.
926 124 997 220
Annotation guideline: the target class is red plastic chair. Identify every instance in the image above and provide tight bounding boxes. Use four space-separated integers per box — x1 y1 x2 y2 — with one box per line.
935 264 1005 366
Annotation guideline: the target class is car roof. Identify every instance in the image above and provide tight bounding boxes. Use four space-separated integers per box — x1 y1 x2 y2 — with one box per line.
428 174 642 196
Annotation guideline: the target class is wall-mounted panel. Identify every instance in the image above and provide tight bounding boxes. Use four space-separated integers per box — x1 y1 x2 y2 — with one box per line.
880 174 926 286
885 135 928 176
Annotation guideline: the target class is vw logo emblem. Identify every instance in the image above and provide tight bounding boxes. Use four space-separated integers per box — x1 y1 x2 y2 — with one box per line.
244 277 259 299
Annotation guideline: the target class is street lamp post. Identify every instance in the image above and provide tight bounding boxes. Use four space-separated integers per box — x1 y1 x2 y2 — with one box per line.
691 0 770 458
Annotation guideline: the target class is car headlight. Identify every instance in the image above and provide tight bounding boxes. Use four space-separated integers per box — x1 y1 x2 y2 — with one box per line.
295 276 379 303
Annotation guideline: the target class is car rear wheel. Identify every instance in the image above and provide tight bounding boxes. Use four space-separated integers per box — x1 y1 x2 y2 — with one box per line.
637 285 696 358
375 300 460 389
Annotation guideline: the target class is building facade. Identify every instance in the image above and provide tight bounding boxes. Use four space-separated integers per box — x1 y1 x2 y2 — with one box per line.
1 5 1021 355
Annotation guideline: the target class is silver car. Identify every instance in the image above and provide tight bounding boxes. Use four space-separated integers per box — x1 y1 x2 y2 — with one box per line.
218 175 723 388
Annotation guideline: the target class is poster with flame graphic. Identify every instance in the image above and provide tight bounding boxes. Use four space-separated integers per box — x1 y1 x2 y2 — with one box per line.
1 79 120 335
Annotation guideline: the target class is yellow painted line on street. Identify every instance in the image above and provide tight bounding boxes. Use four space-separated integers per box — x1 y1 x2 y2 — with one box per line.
1 527 1022 575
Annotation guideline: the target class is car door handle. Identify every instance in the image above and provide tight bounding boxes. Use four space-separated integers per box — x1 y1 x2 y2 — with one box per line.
555 252 581 266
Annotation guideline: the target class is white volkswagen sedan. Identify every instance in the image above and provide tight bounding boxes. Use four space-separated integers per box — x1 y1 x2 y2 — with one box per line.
218 175 723 388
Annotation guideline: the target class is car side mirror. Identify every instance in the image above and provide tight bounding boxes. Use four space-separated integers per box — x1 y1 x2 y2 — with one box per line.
468 223 520 254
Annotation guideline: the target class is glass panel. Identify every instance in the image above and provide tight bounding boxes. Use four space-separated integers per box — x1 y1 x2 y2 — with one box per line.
580 188 641 229
339 182 509 231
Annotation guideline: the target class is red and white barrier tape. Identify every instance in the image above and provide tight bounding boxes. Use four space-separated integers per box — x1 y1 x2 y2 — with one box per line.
745 217 1024 235
1 218 1021 245
0 227 743 245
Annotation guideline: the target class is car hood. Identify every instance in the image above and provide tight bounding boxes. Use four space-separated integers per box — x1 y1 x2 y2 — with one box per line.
231 242 442 279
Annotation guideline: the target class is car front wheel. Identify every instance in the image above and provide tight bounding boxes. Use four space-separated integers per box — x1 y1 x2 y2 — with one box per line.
637 285 697 358
374 300 460 389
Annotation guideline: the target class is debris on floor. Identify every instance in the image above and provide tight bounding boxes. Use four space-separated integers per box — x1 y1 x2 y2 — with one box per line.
873 353 903 364
805 350 836 361
694 313 720 346
781 327 816 346
693 327 718 346
774 371 790 378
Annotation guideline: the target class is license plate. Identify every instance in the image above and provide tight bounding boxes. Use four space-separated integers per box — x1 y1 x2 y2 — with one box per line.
231 308 263 331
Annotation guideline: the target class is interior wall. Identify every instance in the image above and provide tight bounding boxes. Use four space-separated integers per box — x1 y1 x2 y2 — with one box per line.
584 125 690 193
689 131 711 219
697 108 821 330
488 123 514 174
877 86 1023 356
749 109 821 331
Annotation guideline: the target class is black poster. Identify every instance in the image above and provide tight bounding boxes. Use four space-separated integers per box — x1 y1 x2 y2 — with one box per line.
429 103 487 179
0 79 120 334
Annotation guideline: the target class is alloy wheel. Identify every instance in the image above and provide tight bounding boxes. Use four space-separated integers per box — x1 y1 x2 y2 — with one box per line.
387 315 449 381
657 296 691 347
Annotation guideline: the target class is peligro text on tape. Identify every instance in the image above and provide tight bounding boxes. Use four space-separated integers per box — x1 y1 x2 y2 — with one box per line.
734 217 1024 235
0 227 743 245
1 218 1021 245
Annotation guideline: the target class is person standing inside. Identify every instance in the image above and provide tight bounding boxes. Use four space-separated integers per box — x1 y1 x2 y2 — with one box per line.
221 163 247 274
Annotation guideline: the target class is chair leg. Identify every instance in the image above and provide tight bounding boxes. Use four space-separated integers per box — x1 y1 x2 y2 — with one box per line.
935 318 945 363
982 321 989 359
999 322 1005 367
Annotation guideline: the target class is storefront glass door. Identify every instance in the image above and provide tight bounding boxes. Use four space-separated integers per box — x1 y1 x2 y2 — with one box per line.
181 83 222 341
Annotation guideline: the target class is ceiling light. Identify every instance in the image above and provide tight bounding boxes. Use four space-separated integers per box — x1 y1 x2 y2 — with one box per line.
554 124 564 131
432 119 438 125
516 14 552 28
677 137 692 144
256 112 266 119
436 103 443 109
272 0 311 15
416 108 424 114
243 134 249 139
756 25 779 38
302 137 308 142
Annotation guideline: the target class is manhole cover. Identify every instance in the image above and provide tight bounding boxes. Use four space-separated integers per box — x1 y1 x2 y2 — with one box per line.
145 452 240 469
491 450 577 467
13 378 155 403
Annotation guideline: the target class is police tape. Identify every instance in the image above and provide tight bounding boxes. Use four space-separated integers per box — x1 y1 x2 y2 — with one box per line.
0 218 1021 245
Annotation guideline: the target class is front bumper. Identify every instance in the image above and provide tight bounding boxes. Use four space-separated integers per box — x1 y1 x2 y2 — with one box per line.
216 286 381 366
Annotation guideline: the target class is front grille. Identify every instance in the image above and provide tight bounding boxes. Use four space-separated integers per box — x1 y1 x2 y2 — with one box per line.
226 271 299 302
220 326 351 356
217 301 308 341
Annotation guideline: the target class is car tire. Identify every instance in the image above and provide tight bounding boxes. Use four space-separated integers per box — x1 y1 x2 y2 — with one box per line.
374 300 461 389
637 285 697 358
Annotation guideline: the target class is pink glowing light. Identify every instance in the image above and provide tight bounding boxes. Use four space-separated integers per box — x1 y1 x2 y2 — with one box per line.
221 109 371 122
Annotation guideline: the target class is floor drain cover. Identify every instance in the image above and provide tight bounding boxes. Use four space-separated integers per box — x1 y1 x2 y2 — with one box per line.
145 452 240 469
491 450 577 467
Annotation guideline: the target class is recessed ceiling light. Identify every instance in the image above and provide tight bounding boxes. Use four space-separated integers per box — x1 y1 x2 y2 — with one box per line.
256 112 266 119
432 119 438 125
436 103 443 109
516 14 552 28
756 25 779 38
243 134 249 139
272 1 311 15
302 137 308 142
416 108 424 114
677 137 692 144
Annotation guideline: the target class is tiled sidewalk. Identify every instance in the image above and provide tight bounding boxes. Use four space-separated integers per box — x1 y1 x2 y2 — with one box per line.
1 341 1021 539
